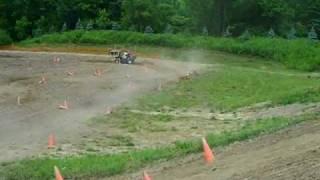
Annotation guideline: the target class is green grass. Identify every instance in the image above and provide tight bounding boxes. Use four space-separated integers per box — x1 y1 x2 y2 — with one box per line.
20 30 320 71
136 66 320 111
0 115 315 180
92 109 173 133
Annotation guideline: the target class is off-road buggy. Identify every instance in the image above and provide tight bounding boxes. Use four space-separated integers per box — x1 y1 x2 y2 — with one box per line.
109 50 136 64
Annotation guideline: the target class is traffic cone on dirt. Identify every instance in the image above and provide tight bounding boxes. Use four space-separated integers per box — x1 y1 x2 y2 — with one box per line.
53 57 61 64
202 137 215 164
94 68 102 77
54 166 64 180
39 76 47 84
48 134 56 149
143 171 152 180
66 71 74 76
17 96 21 105
58 100 69 110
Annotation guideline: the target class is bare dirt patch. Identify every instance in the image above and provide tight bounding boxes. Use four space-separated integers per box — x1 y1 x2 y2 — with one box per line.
0 50 205 162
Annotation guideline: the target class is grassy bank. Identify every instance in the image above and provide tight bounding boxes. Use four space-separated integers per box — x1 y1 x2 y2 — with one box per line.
21 30 320 71
136 66 320 111
0 115 315 180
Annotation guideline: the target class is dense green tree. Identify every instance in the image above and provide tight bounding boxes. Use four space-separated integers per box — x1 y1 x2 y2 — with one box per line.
96 9 110 29
144 26 154 34
86 20 94 31
1 0 320 40
75 18 84 30
15 17 31 40
61 22 67 32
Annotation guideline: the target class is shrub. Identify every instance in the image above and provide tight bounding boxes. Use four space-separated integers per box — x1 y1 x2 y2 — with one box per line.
0 29 12 45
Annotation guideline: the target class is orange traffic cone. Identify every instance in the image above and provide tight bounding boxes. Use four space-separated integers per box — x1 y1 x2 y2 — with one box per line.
54 166 64 180
39 76 47 84
94 68 102 76
58 100 69 110
17 96 21 105
202 138 215 164
48 134 56 149
143 171 152 180
53 57 61 64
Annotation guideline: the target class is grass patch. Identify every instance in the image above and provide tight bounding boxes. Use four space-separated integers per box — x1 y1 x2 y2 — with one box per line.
0 115 315 180
20 30 320 71
92 109 172 133
136 66 320 111
276 87 320 105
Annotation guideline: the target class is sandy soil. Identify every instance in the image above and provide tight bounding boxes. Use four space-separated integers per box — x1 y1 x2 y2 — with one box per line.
0 50 204 162
109 120 320 180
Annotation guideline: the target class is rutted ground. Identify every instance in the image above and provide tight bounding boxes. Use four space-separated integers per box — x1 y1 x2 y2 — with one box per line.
109 119 320 180
0 50 204 162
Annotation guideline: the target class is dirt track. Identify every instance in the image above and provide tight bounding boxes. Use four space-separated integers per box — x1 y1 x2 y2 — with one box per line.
0 50 203 162
110 120 320 180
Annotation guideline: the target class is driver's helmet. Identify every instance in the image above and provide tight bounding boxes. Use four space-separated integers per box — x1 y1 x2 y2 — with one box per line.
122 52 128 58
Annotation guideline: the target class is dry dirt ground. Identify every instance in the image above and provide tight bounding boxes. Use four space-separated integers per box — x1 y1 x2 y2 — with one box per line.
0 50 204 162
109 120 320 180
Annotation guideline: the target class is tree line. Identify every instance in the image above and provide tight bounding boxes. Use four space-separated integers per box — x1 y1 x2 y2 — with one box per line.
0 0 319 40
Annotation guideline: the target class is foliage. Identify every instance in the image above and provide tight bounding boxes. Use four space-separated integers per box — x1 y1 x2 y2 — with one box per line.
96 9 110 29
0 29 12 45
1 0 320 39
239 29 251 40
86 20 94 31
75 19 84 30
268 28 276 38
202 26 208 36
15 16 31 40
164 24 173 34
144 26 154 34
111 22 121 31
287 27 297 39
